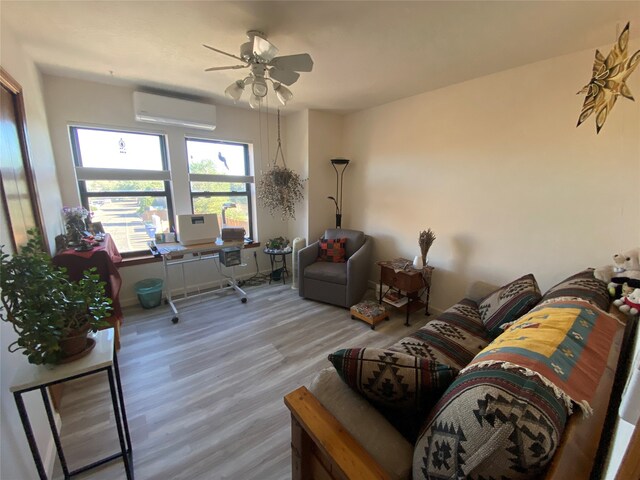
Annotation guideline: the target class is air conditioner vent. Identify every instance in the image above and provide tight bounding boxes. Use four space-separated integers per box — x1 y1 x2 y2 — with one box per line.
133 92 216 131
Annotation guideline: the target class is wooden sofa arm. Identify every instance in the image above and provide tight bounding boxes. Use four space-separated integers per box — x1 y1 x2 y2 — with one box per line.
284 386 392 480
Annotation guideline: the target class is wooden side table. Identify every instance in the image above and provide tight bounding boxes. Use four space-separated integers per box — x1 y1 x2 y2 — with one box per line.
10 329 133 480
377 259 434 326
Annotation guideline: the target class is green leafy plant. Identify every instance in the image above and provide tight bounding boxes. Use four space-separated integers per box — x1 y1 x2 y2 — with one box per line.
258 165 305 220
266 236 289 250
0 229 112 365
62 205 89 245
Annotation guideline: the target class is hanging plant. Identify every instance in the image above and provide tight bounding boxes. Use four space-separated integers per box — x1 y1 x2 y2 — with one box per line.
258 110 306 220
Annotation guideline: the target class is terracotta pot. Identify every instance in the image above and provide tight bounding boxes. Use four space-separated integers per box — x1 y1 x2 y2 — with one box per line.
59 324 90 358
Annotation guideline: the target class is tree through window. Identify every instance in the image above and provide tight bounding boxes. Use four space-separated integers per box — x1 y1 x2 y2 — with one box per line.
186 138 254 240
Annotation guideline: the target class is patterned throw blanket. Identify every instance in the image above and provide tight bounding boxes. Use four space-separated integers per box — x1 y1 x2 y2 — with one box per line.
460 298 621 415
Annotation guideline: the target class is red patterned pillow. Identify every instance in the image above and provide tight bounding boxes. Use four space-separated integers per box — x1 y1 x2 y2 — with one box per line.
318 237 347 263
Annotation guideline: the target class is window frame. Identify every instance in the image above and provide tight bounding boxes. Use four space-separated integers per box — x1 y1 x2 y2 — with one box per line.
70 125 175 257
186 137 254 240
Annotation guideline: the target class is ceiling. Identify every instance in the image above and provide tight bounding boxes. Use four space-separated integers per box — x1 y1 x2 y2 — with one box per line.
2 1 640 114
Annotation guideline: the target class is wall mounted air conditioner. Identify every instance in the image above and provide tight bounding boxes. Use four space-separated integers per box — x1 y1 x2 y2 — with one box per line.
133 92 216 131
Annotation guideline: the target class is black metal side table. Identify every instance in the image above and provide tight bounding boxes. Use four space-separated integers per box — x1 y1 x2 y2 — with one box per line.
264 248 292 284
10 328 133 480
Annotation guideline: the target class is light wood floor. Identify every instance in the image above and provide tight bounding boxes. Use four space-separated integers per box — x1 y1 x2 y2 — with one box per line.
53 282 432 480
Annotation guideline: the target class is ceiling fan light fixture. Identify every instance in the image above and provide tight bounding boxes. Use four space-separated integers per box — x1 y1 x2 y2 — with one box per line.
274 83 293 106
252 78 268 97
224 80 245 102
205 31 313 108
249 93 262 109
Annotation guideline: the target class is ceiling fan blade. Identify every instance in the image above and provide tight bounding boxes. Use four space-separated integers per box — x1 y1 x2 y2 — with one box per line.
204 65 248 72
253 35 279 62
269 68 300 86
270 54 314 72
202 44 245 62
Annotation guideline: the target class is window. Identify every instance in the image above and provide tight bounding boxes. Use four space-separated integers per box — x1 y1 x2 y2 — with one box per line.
186 138 254 239
71 127 174 255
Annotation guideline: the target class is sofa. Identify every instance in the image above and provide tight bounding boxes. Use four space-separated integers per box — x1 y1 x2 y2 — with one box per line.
298 228 372 308
285 269 629 480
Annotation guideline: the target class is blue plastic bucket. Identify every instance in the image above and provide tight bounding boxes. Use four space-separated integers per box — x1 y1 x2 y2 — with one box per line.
135 278 163 309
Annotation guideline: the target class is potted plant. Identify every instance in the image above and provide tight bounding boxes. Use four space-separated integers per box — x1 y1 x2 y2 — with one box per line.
0 229 112 365
266 236 289 251
257 110 306 220
62 205 90 246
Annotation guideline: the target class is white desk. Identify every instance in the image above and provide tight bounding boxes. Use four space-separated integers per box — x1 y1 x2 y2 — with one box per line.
10 329 132 479
157 240 248 324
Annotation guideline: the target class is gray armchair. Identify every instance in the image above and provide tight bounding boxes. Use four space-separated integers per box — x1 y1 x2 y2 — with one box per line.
298 229 372 308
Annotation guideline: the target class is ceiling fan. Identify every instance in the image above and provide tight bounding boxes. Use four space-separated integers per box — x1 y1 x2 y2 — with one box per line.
203 30 314 107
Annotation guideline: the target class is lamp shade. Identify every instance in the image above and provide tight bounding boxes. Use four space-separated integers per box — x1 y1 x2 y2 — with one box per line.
274 83 293 106
252 78 268 97
249 93 262 109
224 80 244 102
330 158 350 166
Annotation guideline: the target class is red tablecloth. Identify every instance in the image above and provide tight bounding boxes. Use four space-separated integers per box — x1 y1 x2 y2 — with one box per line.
53 234 123 324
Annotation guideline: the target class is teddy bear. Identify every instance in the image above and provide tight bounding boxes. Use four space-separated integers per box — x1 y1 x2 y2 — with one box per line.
614 287 640 316
594 247 640 298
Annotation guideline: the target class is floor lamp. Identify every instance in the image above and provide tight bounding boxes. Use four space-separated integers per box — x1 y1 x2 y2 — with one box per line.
328 158 350 228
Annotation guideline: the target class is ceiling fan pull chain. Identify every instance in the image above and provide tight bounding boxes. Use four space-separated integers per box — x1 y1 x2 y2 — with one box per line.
265 95 270 168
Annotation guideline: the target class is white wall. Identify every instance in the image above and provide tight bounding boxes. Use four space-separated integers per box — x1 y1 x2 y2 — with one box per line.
343 43 640 312
284 109 346 244
1 24 64 480
285 110 310 242
41 75 291 305
308 111 345 241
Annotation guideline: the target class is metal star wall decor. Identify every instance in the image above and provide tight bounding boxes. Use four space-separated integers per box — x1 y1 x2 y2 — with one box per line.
577 22 640 134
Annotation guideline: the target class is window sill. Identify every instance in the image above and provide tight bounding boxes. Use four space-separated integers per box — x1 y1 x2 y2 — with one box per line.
115 242 262 268
116 255 160 268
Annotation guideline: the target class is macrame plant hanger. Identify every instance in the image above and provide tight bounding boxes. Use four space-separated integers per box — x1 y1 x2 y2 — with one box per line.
273 109 286 168
257 109 305 220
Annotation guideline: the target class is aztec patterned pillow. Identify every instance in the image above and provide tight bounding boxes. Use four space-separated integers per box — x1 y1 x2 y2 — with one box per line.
541 268 610 312
328 348 457 410
318 237 347 263
413 364 568 480
388 298 492 370
478 274 541 338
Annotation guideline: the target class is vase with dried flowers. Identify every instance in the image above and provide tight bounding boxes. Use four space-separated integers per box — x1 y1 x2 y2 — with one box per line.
63 206 90 246
257 110 306 220
419 229 436 266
